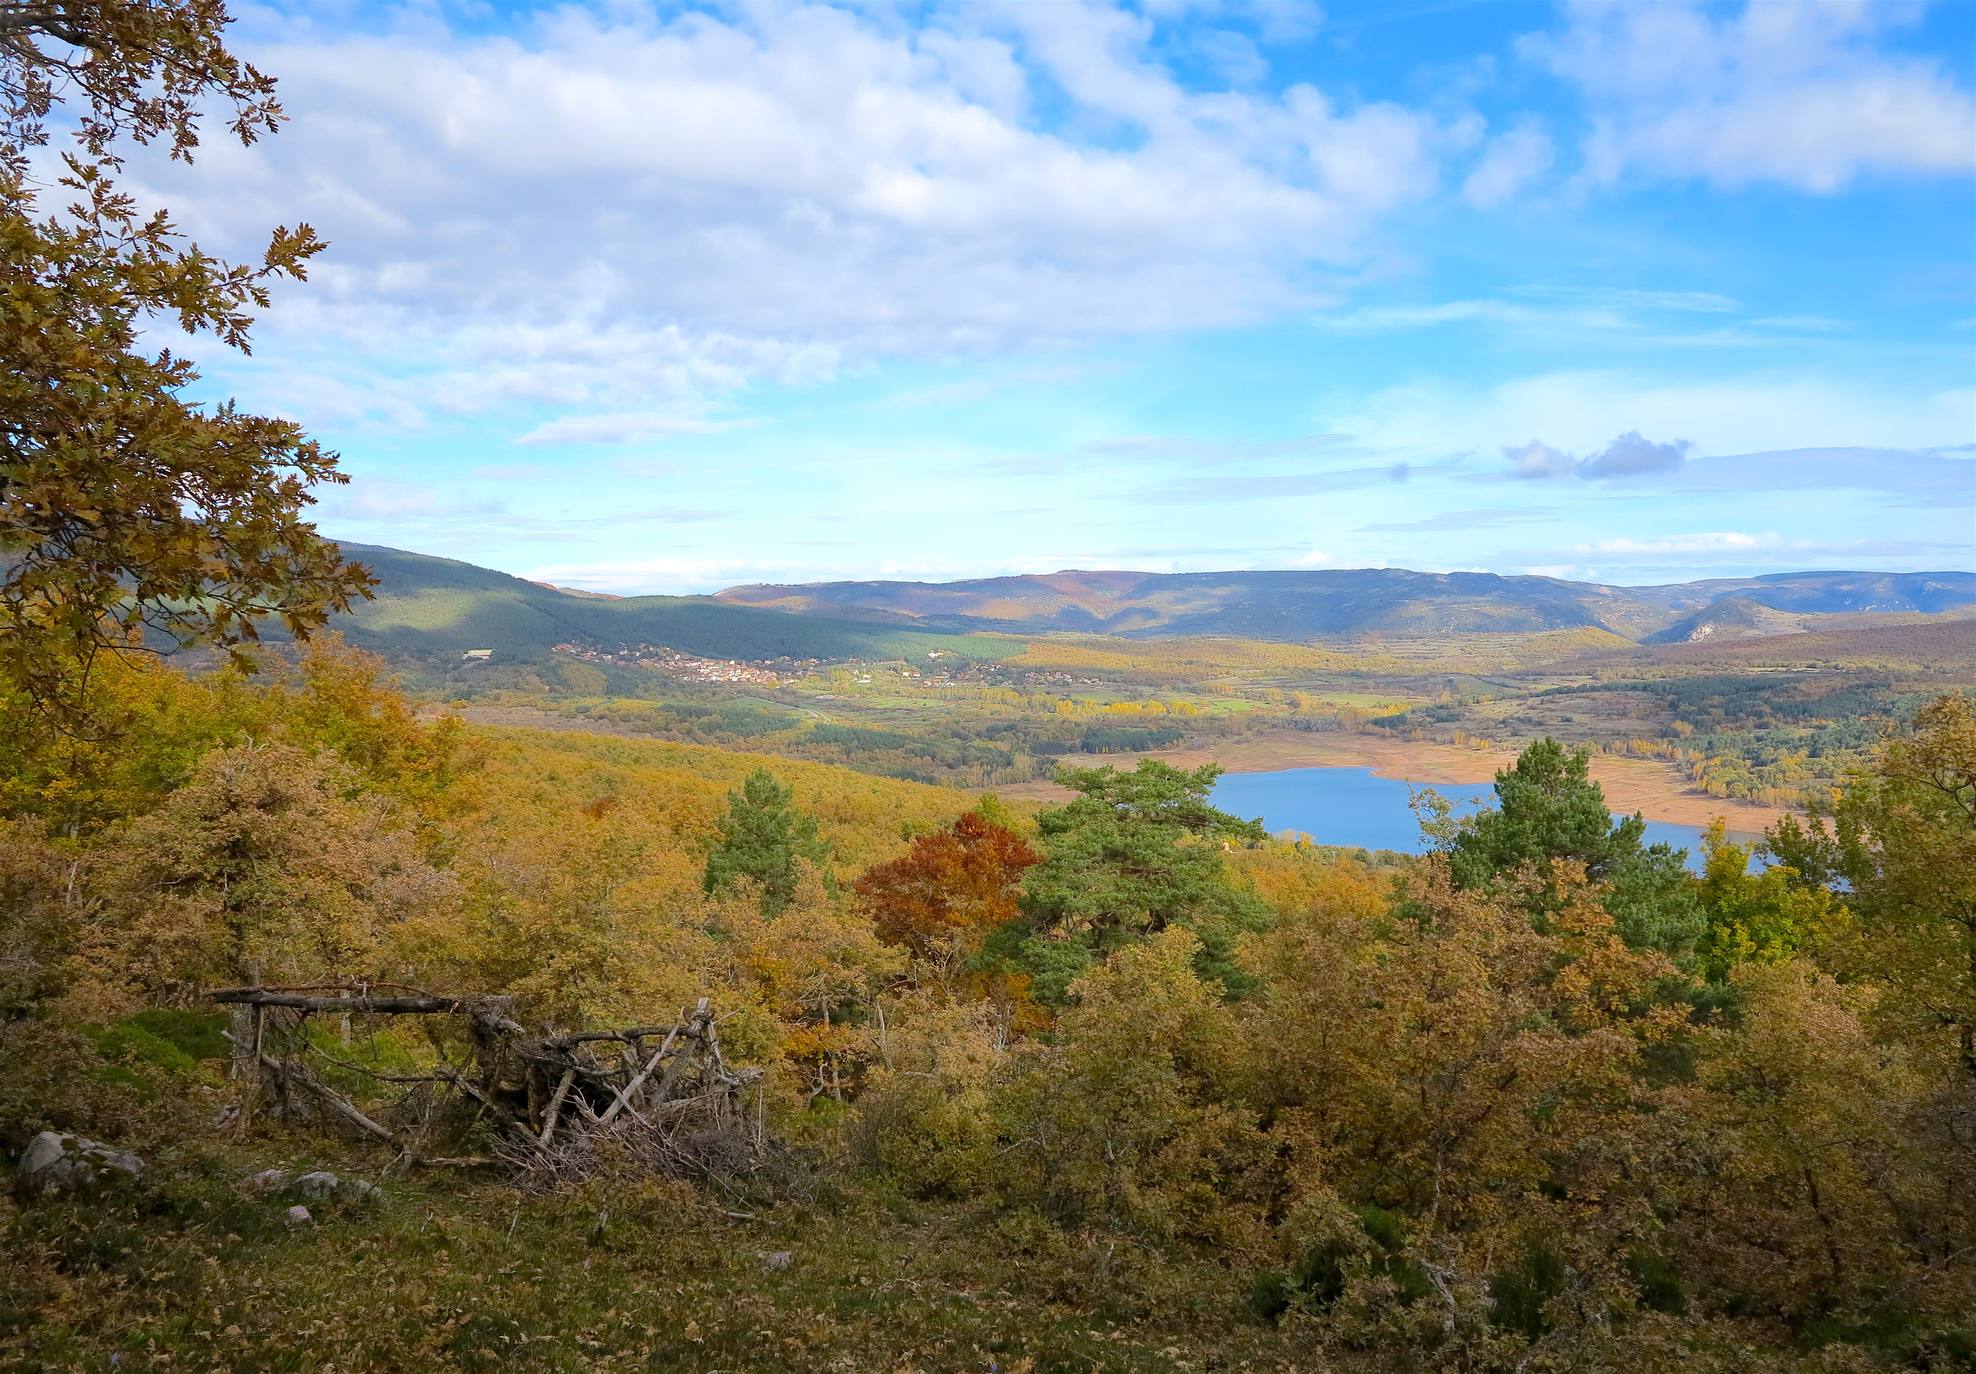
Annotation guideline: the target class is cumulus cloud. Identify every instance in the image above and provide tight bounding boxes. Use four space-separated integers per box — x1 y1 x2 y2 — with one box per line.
1461 119 1554 207
151 0 1469 437
1504 440 1579 480
1502 431 1689 481
1523 1 1976 191
1578 430 1691 478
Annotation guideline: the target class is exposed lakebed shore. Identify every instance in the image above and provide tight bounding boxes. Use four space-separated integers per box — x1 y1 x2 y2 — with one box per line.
992 729 1787 837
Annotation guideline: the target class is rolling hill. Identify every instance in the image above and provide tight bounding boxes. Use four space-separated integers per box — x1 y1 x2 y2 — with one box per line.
317 544 1976 662
715 567 1976 643
321 544 1016 663
1641 596 1807 645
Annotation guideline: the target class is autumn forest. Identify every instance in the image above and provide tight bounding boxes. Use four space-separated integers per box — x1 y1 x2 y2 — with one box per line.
4 4 1975 1373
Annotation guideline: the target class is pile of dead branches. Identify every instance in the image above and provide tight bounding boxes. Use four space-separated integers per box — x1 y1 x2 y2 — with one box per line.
209 985 768 1186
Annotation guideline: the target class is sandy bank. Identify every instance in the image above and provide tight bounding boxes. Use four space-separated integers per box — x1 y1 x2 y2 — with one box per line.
989 730 1787 836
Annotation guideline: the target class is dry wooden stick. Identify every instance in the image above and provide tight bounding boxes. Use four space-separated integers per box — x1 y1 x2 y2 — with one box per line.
210 987 526 1036
212 988 470 1014
537 1067 578 1146
225 1033 397 1145
599 1023 682 1125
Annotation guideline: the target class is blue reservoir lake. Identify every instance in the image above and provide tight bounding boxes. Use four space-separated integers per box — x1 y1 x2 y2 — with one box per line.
1210 766 1750 873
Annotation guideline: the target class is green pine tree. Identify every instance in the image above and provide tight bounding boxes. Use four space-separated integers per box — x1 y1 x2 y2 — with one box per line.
994 759 1270 1001
702 769 830 916
1449 738 1701 957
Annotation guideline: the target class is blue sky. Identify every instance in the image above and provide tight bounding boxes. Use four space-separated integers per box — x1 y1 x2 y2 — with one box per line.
160 0 1975 592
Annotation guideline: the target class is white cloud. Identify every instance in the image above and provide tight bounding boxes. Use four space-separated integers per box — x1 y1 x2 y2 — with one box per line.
1501 438 1691 486
1579 430 1691 479
1318 284 1746 337
1576 531 1773 556
1516 285 1737 315
1461 119 1554 207
153 0 1468 437
1524 0 1976 191
1505 439 1579 480
1321 297 1628 333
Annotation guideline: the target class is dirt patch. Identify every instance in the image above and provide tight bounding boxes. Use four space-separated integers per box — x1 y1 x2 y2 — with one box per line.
990 730 1786 836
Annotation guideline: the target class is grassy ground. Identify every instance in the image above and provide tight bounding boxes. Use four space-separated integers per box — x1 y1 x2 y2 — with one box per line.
4 1145 1304 1373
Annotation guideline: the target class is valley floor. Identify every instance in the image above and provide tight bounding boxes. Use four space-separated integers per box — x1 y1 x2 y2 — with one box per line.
450 703 1787 837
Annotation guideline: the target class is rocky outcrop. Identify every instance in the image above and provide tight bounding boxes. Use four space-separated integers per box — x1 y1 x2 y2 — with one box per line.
15 1132 143 1197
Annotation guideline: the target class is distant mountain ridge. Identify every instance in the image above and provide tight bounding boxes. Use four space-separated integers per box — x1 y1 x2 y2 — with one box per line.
320 544 1016 663
715 567 1976 642
320 544 1976 661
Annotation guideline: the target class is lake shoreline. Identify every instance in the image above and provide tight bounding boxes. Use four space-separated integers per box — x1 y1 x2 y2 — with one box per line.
987 729 1788 837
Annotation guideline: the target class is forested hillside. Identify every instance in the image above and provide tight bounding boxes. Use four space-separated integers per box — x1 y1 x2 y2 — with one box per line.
312 545 1976 663
7 640 1975 1370
326 545 1017 664
5 5 1974 1373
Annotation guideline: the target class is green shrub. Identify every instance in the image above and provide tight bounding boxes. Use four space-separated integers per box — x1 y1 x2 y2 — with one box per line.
89 1022 199 1076
125 1008 229 1061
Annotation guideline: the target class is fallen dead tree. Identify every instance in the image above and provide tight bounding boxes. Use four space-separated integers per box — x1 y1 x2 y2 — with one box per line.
209 984 767 1184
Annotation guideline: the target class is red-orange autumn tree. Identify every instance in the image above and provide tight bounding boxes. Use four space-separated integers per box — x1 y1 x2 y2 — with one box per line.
854 811 1038 986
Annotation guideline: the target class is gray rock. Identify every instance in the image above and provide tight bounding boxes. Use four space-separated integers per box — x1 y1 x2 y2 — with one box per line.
18 1132 65 1178
284 1170 379 1204
285 1204 312 1226
756 1250 794 1273
288 1170 343 1201
242 1168 290 1194
15 1132 143 1197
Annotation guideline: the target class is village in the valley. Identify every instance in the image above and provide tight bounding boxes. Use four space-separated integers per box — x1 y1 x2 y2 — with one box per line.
544 640 1110 693
550 640 803 686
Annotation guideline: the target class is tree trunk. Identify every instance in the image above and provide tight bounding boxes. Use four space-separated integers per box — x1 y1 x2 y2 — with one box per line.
228 961 262 1081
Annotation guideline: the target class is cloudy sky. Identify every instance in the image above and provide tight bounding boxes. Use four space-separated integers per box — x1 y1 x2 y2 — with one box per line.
161 0 1975 591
